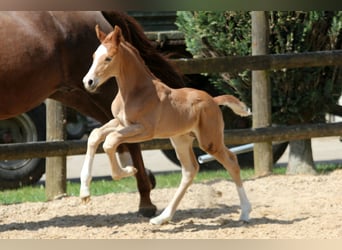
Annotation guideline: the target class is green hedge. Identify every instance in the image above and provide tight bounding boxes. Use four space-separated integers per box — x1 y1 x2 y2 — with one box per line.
176 11 342 125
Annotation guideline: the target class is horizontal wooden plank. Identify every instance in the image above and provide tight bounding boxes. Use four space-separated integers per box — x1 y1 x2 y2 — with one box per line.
171 50 342 74
1 122 342 160
223 122 342 145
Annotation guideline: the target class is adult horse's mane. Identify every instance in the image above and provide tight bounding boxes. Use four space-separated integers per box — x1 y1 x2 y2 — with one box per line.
101 11 185 89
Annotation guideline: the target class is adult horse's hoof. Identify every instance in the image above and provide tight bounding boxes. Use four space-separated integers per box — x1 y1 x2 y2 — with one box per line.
139 204 157 218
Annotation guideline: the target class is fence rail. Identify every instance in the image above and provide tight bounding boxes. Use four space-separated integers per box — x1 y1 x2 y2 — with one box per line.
1 121 342 160
171 50 342 74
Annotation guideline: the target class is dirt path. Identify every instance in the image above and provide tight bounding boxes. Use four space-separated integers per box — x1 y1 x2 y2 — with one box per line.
1 170 341 239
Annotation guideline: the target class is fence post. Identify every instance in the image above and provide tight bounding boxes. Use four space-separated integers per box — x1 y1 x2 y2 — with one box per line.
251 11 273 176
45 99 67 200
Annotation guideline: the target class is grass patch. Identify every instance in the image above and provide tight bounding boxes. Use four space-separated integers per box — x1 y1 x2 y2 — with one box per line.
0 184 46 205
315 162 342 174
0 163 341 205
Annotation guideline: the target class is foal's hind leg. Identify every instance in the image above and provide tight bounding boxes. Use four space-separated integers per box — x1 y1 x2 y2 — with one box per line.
198 134 251 221
80 119 119 200
150 134 199 225
216 147 251 221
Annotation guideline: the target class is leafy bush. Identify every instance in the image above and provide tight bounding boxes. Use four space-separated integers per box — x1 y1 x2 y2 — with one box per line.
176 11 342 125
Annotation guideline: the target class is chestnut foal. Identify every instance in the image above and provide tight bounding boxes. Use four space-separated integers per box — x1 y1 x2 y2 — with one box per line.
81 25 251 225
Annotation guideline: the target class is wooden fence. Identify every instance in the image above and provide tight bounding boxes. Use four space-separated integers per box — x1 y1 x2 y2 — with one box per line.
1 48 342 198
1 49 342 160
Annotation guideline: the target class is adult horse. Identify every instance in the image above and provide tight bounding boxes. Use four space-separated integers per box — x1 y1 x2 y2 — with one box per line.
0 11 184 217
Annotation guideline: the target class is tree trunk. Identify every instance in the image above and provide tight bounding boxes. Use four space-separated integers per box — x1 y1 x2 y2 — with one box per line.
286 139 317 175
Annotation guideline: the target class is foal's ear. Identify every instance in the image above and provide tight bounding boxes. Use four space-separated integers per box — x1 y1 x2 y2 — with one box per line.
95 24 107 42
113 26 125 45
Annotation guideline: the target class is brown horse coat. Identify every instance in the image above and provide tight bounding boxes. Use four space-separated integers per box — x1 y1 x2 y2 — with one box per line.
81 25 251 225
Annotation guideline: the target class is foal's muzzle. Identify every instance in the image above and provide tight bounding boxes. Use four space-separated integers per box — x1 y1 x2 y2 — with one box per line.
83 76 98 92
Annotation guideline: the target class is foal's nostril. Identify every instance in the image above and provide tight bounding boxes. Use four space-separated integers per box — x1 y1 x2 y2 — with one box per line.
88 79 94 86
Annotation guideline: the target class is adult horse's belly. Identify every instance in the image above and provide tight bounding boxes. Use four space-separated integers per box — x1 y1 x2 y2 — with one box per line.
0 12 64 119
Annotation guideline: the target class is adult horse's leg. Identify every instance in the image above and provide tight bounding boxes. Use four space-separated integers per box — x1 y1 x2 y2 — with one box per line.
126 143 157 217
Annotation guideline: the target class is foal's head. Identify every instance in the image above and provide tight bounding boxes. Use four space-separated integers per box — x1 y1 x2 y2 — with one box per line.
83 25 124 92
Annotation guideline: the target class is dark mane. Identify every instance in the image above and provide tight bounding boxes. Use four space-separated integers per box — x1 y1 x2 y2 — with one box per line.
101 11 185 89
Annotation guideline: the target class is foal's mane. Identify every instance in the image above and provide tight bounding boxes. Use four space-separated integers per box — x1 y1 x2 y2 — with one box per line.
101 11 185 89
121 40 159 81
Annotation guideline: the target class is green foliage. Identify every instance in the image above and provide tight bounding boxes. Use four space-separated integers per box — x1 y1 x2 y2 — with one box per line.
176 11 251 57
176 11 251 98
176 11 342 125
269 11 342 123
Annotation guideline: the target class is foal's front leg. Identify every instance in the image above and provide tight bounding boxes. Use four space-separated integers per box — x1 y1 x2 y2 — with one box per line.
102 123 146 180
80 119 119 200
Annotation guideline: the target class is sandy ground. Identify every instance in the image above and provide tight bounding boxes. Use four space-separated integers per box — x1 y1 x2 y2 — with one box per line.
0 168 341 239
0 136 341 239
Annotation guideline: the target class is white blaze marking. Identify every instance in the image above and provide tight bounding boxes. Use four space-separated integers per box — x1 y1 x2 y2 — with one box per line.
94 44 108 61
83 44 108 86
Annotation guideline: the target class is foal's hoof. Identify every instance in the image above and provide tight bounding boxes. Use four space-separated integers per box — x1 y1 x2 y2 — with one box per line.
112 166 138 180
127 166 138 175
239 204 252 222
239 214 250 223
81 196 91 204
149 215 171 225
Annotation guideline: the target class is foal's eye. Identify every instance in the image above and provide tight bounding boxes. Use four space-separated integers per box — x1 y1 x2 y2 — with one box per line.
105 57 112 62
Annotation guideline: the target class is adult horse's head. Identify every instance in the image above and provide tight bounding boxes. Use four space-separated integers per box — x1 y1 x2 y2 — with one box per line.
83 25 124 93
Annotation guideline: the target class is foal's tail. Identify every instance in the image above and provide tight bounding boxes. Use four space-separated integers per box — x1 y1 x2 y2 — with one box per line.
213 95 251 117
